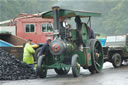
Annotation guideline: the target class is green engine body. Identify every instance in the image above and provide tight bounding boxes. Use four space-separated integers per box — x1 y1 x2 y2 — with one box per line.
37 6 104 78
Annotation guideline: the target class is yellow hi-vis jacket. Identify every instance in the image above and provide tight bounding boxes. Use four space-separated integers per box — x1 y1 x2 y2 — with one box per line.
23 43 35 64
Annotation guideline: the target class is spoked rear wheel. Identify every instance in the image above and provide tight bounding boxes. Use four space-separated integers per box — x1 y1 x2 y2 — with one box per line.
72 54 80 77
36 56 47 78
88 39 104 74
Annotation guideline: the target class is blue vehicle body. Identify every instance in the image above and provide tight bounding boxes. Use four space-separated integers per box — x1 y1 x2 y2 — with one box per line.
0 40 14 47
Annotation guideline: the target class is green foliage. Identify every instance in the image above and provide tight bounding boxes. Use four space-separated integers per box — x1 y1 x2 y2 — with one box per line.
0 0 57 21
0 0 128 35
103 0 128 35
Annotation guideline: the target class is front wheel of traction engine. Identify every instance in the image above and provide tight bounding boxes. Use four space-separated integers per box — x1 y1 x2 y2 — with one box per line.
112 53 122 68
88 39 104 74
36 55 47 78
34 47 41 64
72 54 80 77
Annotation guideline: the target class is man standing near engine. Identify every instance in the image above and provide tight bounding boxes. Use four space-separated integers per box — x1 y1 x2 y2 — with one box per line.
39 39 52 59
23 39 35 69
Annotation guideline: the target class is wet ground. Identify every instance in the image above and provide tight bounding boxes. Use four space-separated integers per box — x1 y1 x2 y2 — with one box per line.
1 62 128 85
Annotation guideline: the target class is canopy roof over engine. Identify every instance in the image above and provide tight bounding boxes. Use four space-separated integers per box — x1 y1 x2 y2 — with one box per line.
41 7 101 19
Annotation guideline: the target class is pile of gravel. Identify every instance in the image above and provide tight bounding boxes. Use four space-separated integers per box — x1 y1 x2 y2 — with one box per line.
0 48 37 80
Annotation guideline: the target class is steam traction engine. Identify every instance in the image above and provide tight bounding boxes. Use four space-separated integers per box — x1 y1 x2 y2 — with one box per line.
37 6 104 78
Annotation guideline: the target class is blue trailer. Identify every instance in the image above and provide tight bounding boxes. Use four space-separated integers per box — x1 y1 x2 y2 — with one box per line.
0 39 14 47
98 39 106 47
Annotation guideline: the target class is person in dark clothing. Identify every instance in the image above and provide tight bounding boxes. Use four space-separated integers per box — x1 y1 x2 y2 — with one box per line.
39 39 52 57
75 16 83 46
75 16 95 39
75 16 82 30
87 26 95 39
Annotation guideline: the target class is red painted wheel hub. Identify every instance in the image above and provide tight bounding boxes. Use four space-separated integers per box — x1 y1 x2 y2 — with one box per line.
52 43 60 52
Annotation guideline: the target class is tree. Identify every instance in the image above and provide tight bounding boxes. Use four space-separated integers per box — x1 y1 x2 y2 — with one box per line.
0 0 57 21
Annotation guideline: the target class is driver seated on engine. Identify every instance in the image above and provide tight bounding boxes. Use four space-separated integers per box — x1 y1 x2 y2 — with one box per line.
59 17 72 39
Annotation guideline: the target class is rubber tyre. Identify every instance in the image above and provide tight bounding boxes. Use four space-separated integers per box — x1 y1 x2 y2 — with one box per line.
112 53 122 68
34 47 41 63
88 39 104 74
72 54 80 77
54 67 70 75
36 55 47 78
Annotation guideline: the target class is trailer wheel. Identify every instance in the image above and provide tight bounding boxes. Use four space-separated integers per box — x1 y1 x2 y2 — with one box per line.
72 54 80 77
36 55 47 78
34 47 41 63
88 39 104 74
54 67 70 75
112 53 122 68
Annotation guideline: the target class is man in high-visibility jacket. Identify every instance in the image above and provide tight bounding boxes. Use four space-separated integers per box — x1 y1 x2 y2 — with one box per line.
23 39 35 69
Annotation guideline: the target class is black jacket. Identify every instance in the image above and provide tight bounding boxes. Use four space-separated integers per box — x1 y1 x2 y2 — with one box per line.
39 43 50 56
